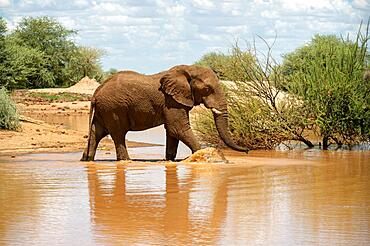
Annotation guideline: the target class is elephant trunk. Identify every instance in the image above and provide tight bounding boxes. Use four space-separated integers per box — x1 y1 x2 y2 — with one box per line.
212 108 249 153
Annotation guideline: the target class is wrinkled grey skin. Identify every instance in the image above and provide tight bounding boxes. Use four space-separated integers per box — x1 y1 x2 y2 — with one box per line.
81 65 248 161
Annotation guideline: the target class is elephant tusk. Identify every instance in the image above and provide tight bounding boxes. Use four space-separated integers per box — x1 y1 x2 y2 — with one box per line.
211 108 223 115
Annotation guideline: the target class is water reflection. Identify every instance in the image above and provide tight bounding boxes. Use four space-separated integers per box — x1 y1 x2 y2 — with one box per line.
84 153 370 245
23 113 89 132
0 151 369 245
86 163 228 245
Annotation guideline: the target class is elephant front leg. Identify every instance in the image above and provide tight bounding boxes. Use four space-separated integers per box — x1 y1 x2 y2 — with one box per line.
177 128 201 154
166 134 179 161
164 108 201 157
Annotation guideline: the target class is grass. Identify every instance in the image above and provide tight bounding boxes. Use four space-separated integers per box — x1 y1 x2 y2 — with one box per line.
26 92 87 102
11 91 91 104
0 87 20 130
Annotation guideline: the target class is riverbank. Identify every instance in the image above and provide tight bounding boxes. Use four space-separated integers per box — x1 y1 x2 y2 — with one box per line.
0 77 155 157
0 115 154 157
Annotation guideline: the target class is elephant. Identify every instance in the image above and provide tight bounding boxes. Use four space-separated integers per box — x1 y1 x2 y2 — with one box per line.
81 65 249 161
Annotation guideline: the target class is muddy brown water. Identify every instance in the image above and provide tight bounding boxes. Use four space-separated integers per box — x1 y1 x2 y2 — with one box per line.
1 115 369 245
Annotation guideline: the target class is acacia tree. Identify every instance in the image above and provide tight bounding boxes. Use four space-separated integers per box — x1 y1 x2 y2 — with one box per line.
64 46 105 86
0 16 105 89
282 23 370 149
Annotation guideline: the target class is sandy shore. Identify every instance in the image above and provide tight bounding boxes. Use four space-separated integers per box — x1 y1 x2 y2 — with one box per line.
0 107 154 157
0 78 155 157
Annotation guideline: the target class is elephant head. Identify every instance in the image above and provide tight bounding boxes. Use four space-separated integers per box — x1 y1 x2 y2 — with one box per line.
160 65 248 152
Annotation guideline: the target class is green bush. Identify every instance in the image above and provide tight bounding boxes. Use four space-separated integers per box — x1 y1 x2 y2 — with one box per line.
282 25 370 149
193 96 292 150
193 41 313 150
194 22 370 150
0 87 19 130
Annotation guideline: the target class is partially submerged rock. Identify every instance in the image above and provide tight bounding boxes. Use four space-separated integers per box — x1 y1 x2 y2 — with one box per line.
183 147 228 163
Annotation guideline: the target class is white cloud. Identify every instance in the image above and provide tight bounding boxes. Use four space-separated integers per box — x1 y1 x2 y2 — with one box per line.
73 0 89 8
353 0 370 8
0 0 10 8
191 0 214 9
56 16 78 30
20 0 57 8
1 0 368 73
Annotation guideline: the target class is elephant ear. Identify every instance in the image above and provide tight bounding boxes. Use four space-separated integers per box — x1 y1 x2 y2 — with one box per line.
160 70 194 107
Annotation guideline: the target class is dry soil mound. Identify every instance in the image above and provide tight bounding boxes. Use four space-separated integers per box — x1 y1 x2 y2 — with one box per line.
29 76 100 95
65 76 100 95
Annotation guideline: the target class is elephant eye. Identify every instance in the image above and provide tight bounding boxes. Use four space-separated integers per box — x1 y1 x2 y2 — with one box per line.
204 86 212 94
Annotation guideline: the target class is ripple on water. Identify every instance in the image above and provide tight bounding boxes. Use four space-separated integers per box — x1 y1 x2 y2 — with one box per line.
0 150 369 245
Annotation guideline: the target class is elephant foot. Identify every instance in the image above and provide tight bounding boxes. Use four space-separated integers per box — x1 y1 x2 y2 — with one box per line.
80 151 94 161
80 156 94 162
80 152 88 161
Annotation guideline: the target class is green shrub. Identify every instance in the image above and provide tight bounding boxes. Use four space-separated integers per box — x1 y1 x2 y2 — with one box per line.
282 24 370 149
194 22 370 150
193 41 313 150
0 87 19 130
193 96 292 150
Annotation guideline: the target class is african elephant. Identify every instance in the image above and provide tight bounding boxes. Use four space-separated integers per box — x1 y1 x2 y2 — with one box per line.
81 65 248 161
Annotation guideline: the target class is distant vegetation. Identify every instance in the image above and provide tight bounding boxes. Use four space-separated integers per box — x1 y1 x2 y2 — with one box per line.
23 92 89 102
0 16 115 90
194 21 370 150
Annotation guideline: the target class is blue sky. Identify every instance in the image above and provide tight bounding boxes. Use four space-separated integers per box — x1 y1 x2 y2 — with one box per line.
0 0 369 74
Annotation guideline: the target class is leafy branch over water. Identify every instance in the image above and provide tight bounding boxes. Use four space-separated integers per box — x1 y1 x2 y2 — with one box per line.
194 21 370 150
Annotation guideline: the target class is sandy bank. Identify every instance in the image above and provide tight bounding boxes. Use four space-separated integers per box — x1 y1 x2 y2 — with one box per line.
0 77 156 157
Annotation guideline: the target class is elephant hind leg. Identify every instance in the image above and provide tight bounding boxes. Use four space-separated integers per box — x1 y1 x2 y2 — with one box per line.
111 131 130 161
81 120 108 161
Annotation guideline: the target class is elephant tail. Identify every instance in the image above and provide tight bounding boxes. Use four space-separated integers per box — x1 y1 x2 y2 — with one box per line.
85 97 96 158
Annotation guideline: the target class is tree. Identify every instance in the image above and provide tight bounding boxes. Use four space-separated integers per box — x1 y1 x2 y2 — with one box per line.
0 17 6 60
195 47 256 81
0 17 10 88
282 25 370 149
0 16 105 89
64 47 105 86
4 42 55 89
10 16 77 87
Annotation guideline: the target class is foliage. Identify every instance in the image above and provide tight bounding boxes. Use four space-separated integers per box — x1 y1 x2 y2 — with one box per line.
194 21 370 150
195 48 256 81
64 47 106 87
3 41 55 89
194 41 313 150
0 16 105 90
0 87 19 130
282 24 370 149
0 18 10 87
